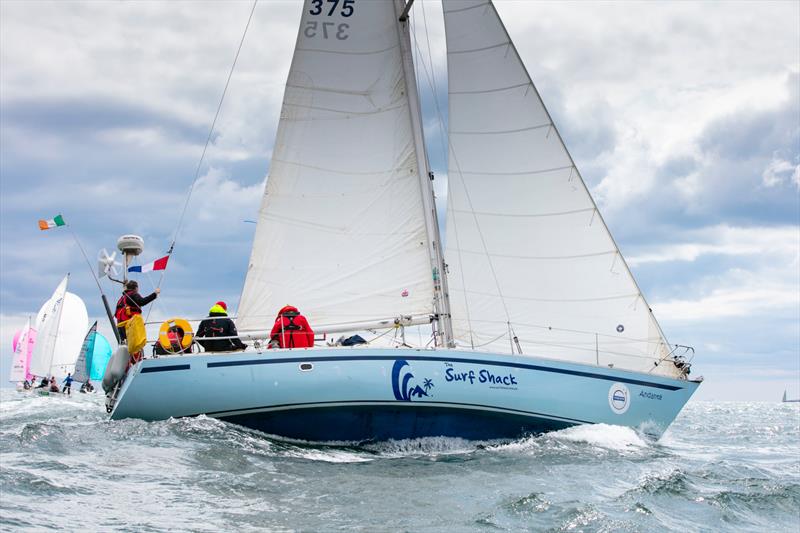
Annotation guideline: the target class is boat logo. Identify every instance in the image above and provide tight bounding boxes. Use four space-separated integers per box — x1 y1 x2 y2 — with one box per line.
608 382 630 414
391 359 433 401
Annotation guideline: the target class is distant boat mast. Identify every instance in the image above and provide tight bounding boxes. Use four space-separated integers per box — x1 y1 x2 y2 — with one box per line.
782 390 800 403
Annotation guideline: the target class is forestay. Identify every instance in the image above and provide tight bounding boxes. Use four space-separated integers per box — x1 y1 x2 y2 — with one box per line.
443 0 679 377
239 0 436 331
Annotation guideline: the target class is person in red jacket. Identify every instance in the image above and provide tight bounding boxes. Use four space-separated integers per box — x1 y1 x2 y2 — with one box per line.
269 305 314 348
115 280 159 341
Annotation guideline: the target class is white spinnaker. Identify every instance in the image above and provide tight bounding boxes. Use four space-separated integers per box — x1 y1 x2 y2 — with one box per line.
29 276 68 377
239 0 435 331
443 0 678 377
9 317 31 382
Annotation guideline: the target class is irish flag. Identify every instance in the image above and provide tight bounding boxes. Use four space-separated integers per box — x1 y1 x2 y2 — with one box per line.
128 255 169 273
38 214 65 230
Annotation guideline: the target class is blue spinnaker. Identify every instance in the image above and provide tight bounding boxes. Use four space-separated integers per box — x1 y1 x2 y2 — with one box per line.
89 333 112 381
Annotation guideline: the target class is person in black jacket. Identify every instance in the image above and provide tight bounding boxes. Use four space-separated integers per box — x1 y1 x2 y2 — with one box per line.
115 280 159 341
196 301 247 352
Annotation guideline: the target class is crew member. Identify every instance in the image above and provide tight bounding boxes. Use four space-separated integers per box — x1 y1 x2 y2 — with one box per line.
115 280 159 341
196 301 247 352
62 373 73 395
269 305 314 349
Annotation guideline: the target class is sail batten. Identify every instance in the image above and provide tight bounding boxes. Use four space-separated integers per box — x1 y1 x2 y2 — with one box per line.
443 0 678 377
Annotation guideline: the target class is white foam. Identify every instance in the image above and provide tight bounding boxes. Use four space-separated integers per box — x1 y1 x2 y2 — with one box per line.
552 423 647 450
285 449 373 463
366 436 480 457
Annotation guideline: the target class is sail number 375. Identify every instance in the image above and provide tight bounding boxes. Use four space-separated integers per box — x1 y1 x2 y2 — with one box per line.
306 0 355 41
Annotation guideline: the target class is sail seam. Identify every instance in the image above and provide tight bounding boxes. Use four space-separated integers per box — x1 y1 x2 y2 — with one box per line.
450 82 530 95
260 213 423 236
448 41 510 55
443 2 491 14
295 43 400 56
450 122 551 135
450 248 617 260
450 206 595 218
270 157 410 176
457 164 574 176
285 83 379 98
283 101 406 117
451 288 640 303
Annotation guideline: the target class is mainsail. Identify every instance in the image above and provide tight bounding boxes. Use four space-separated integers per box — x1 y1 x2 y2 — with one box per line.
29 276 68 377
28 276 89 379
442 0 678 377
238 0 440 331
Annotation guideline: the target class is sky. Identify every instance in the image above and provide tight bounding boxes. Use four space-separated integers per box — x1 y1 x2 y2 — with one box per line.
0 0 798 400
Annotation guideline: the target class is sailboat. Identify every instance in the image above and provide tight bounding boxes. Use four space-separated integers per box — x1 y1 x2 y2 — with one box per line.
73 321 113 386
28 275 90 386
9 318 35 386
782 391 799 403
107 0 701 441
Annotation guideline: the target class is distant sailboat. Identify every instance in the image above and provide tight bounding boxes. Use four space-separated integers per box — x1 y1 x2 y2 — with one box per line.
28 275 89 383
782 390 799 403
9 318 35 385
73 321 113 384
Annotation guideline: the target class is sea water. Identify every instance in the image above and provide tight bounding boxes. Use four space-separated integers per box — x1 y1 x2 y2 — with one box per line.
0 390 797 532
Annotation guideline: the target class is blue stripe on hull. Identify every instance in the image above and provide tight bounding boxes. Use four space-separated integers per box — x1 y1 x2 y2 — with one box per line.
218 404 576 442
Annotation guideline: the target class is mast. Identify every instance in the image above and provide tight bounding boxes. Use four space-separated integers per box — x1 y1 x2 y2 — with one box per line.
395 0 454 348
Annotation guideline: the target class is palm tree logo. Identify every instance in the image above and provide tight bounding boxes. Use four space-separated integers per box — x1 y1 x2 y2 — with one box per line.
423 378 434 392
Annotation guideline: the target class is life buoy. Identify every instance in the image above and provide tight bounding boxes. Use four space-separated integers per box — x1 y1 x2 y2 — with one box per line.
157 318 194 353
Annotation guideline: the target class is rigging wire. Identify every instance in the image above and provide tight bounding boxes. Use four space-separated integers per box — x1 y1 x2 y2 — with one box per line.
145 0 258 322
409 4 490 348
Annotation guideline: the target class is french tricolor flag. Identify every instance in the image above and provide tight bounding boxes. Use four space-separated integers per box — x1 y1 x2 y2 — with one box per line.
128 255 169 273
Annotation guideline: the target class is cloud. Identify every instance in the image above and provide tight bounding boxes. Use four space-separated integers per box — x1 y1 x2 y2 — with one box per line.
656 284 797 322
628 225 799 266
762 154 800 189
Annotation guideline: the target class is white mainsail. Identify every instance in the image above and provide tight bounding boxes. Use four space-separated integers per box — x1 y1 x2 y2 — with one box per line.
9 317 32 383
29 276 68 377
238 0 438 331
442 0 678 377
50 292 89 377
28 276 88 379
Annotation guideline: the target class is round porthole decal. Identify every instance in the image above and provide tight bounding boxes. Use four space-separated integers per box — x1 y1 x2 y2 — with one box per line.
608 383 630 414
